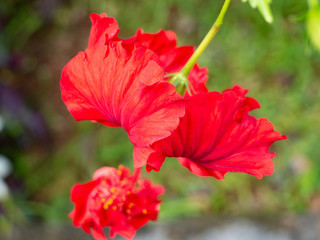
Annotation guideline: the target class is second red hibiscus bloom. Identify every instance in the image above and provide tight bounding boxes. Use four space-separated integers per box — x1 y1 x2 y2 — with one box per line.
69 165 164 240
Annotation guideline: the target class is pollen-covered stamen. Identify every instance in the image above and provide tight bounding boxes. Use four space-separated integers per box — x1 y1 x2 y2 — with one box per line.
110 187 122 194
98 184 129 211
102 195 128 211
103 203 109 210
125 202 135 215
103 197 114 210
107 198 114 205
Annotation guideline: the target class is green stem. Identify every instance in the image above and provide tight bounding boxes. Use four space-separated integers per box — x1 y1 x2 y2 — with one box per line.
181 0 231 76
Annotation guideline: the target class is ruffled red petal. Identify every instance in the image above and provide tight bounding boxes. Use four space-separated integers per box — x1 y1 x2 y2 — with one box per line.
88 13 119 47
86 13 208 95
177 157 226 179
91 223 108 240
145 86 286 179
124 29 178 56
109 223 136 240
186 64 209 96
70 181 98 227
61 43 186 167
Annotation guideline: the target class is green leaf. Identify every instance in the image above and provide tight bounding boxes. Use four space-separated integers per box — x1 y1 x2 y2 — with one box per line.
242 0 273 23
307 4 320 51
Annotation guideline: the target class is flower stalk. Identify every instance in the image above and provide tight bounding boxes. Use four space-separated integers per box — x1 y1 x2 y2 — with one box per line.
168 0 231 96
181 0 231 77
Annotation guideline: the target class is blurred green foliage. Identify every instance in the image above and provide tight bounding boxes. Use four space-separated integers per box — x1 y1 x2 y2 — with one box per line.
1 0 320 233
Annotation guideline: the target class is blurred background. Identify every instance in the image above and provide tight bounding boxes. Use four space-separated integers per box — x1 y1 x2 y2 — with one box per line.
1 0 320 239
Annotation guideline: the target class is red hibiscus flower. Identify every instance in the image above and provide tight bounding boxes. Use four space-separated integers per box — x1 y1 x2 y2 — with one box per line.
69 165 164 240
61 42 186 168
88 13 208 95
141 85 286 179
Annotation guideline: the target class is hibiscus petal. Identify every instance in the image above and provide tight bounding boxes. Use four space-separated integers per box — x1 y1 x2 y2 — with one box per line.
187 64 209 96
146 87 286 179
125 29 177 55
178 157 226 179
91 223 108 240
93 167 117 180
70 181 98 226
110 223 136 240
88 13 119 47
61 43 186 166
